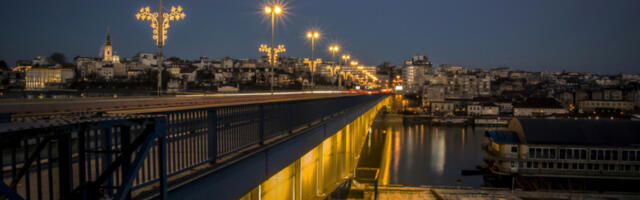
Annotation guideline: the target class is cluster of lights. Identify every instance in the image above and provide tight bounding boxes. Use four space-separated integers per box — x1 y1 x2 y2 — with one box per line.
136 6 185 46
259 44 286 66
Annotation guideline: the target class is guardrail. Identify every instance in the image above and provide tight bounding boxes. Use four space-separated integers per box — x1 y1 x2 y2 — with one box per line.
0 115 166 200
0 94 388 199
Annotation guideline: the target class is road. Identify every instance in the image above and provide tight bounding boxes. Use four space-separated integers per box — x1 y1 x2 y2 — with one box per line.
0 91 348 117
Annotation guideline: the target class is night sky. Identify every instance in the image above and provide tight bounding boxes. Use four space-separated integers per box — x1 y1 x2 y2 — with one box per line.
1 0 639 74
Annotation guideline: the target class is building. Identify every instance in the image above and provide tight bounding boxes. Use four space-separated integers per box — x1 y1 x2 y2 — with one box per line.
513 97 566 117
578 100 634 113
25 66 74 89
484 119 640 182
102 30 120 63
468 102 499 116
402 55 431 94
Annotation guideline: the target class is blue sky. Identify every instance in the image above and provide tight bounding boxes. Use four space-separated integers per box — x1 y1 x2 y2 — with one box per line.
1 0 639 74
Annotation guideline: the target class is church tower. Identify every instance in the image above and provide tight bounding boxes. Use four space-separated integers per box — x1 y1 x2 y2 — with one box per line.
103 29 113 62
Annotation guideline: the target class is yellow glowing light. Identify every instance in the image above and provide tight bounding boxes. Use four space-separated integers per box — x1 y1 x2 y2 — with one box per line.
265 7 272 14
274 6 282 14
307 32 312 38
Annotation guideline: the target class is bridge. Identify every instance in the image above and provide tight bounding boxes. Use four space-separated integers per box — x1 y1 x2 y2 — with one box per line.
0 93 391 200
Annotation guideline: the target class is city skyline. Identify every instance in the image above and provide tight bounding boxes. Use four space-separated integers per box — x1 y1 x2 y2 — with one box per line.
1 0 639 73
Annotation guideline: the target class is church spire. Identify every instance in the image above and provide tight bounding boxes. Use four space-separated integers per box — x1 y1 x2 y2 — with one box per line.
105 27 111 45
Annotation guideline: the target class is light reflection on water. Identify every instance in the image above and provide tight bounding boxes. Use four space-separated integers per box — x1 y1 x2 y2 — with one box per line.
378 122 496 187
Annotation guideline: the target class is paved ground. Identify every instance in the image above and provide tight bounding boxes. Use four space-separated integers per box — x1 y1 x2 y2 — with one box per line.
349 184 640 200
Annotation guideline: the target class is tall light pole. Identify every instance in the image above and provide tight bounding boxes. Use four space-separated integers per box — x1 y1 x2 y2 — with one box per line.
136 0 185 96
306 31 319 88
338 54 350 90
328 45 340 62
264 4 282 94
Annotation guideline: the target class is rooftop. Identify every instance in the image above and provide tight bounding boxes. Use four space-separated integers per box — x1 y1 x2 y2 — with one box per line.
510 118 640 146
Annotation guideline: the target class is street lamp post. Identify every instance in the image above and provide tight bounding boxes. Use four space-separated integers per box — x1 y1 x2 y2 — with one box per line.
306 31 319 88
328 45 340 62
264 5 282 94
338 54 350 89
136 0 185 96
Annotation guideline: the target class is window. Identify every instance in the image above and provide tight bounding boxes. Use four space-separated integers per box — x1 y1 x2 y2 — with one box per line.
574 149 580 159
533 162 539 168
630 151 636 161
587 164 593 170
581 150 587 160
511 146 518 153
536 149 542 158
563 163 569 169
612 151 618 160
603 164 609 170
605 150 611 160
591 150 596 160
598 150 604 160
529 149 535 158
560 149 566 159
567 149 573 159
550 149 556 159
519 161 523 168
594 164 600 170
527 162 532 168
623 151 629 161
511 161 516 167
572 163 578 169
542 162 548 168
543 149 549 158
579 164 584 169
549 162 554 169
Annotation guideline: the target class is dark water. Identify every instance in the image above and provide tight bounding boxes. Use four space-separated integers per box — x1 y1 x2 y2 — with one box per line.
373 120 498 188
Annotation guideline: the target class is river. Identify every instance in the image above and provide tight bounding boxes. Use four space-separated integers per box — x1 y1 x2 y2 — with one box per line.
373 119 500 188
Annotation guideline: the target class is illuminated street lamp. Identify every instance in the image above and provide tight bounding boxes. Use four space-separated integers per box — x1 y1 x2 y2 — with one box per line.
341 54 351 66
136 0 186 96
306 31 320 88
306 31 320 59
263 4 284 94
328 45 340 61
303 58 322 88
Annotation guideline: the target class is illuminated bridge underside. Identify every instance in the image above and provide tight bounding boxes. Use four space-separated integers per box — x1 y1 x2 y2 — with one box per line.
169 97 390 199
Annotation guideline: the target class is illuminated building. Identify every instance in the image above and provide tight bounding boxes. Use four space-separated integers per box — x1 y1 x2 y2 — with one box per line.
25 67 74 90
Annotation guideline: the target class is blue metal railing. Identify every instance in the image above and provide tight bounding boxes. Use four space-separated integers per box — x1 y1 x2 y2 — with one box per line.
0 94 387 200
0 115 167 200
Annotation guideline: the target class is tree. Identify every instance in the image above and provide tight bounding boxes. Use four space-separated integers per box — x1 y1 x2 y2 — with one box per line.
50 52 67 65
0 60 8 70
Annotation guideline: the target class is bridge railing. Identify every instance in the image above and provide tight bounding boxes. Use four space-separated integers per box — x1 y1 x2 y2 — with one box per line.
155 94 384 178
0 115 167 200
0 94 387 200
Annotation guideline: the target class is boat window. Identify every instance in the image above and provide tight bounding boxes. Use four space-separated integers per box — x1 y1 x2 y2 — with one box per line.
535 148 542 158
581 150 587 160
529 148 535 158
622 151 628 161
559 149 566 159
511 146 517 153
550 149 556 159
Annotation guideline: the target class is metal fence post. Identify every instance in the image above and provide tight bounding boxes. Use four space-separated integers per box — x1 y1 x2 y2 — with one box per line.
120 126 132 200
102 128 114 196
58 132 73 198
259 104 265 145
155 117 168 200
207 109 217 164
